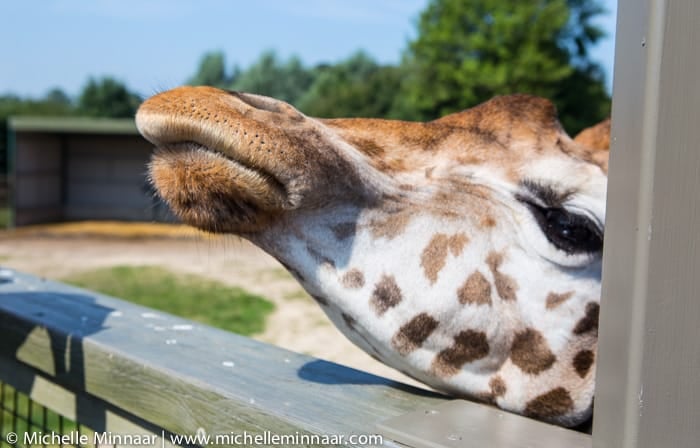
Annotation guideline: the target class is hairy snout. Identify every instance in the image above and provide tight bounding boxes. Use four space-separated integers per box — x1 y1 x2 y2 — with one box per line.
137 86 308 186
136 86 370 232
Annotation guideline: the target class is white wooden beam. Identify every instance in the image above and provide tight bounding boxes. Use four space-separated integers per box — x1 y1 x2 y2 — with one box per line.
595 1 700 447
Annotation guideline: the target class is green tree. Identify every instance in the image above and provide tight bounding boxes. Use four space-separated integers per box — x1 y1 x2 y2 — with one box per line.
44 88 72 107
188 51 236 88
400 0 610 133
77 77 141 118
230 50 315 104
298 51 404 118
0 93 73 118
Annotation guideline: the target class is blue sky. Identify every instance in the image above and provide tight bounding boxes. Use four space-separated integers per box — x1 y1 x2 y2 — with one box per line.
2 0 617 99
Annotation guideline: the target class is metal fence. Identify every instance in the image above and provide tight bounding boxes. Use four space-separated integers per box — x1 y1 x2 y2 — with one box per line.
0 381 96 448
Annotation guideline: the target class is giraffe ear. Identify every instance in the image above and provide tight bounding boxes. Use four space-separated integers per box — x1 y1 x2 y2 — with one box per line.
435 94 565 149
574 118 611 151
572 118 610 173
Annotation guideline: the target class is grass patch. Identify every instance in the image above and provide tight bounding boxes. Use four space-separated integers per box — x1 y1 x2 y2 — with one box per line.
63 265 274 336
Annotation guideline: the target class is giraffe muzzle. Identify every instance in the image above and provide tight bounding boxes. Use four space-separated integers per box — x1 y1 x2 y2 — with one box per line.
136 86 361 233
136 86 310 232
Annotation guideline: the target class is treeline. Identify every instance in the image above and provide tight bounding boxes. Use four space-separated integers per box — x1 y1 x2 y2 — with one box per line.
184 0 611 134
1 0 612 170
187 50 406 121
0 77 141 120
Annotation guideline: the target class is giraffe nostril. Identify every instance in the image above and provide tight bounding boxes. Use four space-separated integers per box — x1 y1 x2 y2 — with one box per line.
226 90 283 113
225 90 304 121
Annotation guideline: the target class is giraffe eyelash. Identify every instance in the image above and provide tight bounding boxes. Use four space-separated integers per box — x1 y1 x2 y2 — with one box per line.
518 179 574 208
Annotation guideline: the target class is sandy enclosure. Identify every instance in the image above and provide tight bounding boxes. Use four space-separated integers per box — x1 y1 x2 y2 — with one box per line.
0 230 424 388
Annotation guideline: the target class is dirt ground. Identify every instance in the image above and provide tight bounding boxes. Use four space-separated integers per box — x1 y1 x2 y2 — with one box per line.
0 224 422 388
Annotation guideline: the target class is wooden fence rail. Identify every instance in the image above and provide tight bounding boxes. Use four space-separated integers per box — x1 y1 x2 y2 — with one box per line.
0 270 592 447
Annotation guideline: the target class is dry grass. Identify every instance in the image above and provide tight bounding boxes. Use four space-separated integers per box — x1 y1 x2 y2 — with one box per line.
5 220 219 240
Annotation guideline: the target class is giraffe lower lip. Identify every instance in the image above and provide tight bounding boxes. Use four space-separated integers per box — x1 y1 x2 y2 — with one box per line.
159 141 287 202
172 141 281 184
148 142 288 232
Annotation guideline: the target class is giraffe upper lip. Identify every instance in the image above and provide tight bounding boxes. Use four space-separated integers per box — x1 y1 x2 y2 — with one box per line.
136 116 249 170
136 107 264 173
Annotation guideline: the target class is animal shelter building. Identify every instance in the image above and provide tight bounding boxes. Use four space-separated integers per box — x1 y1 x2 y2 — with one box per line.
7 116 173 226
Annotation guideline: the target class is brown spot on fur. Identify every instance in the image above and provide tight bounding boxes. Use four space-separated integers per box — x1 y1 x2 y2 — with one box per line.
427 194 463 218
370 275 403 315
457 271 492 306
573 350 595 378
421 234 450 284
448 233 469 256
432 330 490 377
369 209 412 240
480 215 497 228
331 222 356 240
573 302 600 335
392 313 439 355
421 233 470 284
399 122 453 151
489 376 507 397
432 180 493 207
346 136 407 171
510 328 556 374
341 269 365 289
486 252 518 301
546 291 574 309
524 388 574 420
375 157 407 172
350 137 385 157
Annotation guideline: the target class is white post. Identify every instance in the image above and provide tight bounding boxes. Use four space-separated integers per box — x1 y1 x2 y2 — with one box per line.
595 1 700 447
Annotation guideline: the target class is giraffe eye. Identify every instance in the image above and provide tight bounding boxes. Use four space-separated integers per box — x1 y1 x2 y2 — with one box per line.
524 203 603 254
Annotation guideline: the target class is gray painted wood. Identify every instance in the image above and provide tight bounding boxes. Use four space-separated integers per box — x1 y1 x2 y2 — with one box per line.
595 1 700 447
0 269 449 447
378 400 591 448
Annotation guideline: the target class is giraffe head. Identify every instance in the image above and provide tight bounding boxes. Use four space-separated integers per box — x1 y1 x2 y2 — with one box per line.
136 86 608 426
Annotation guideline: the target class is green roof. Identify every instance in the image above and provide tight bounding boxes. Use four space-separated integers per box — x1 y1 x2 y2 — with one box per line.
8 116 138 135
